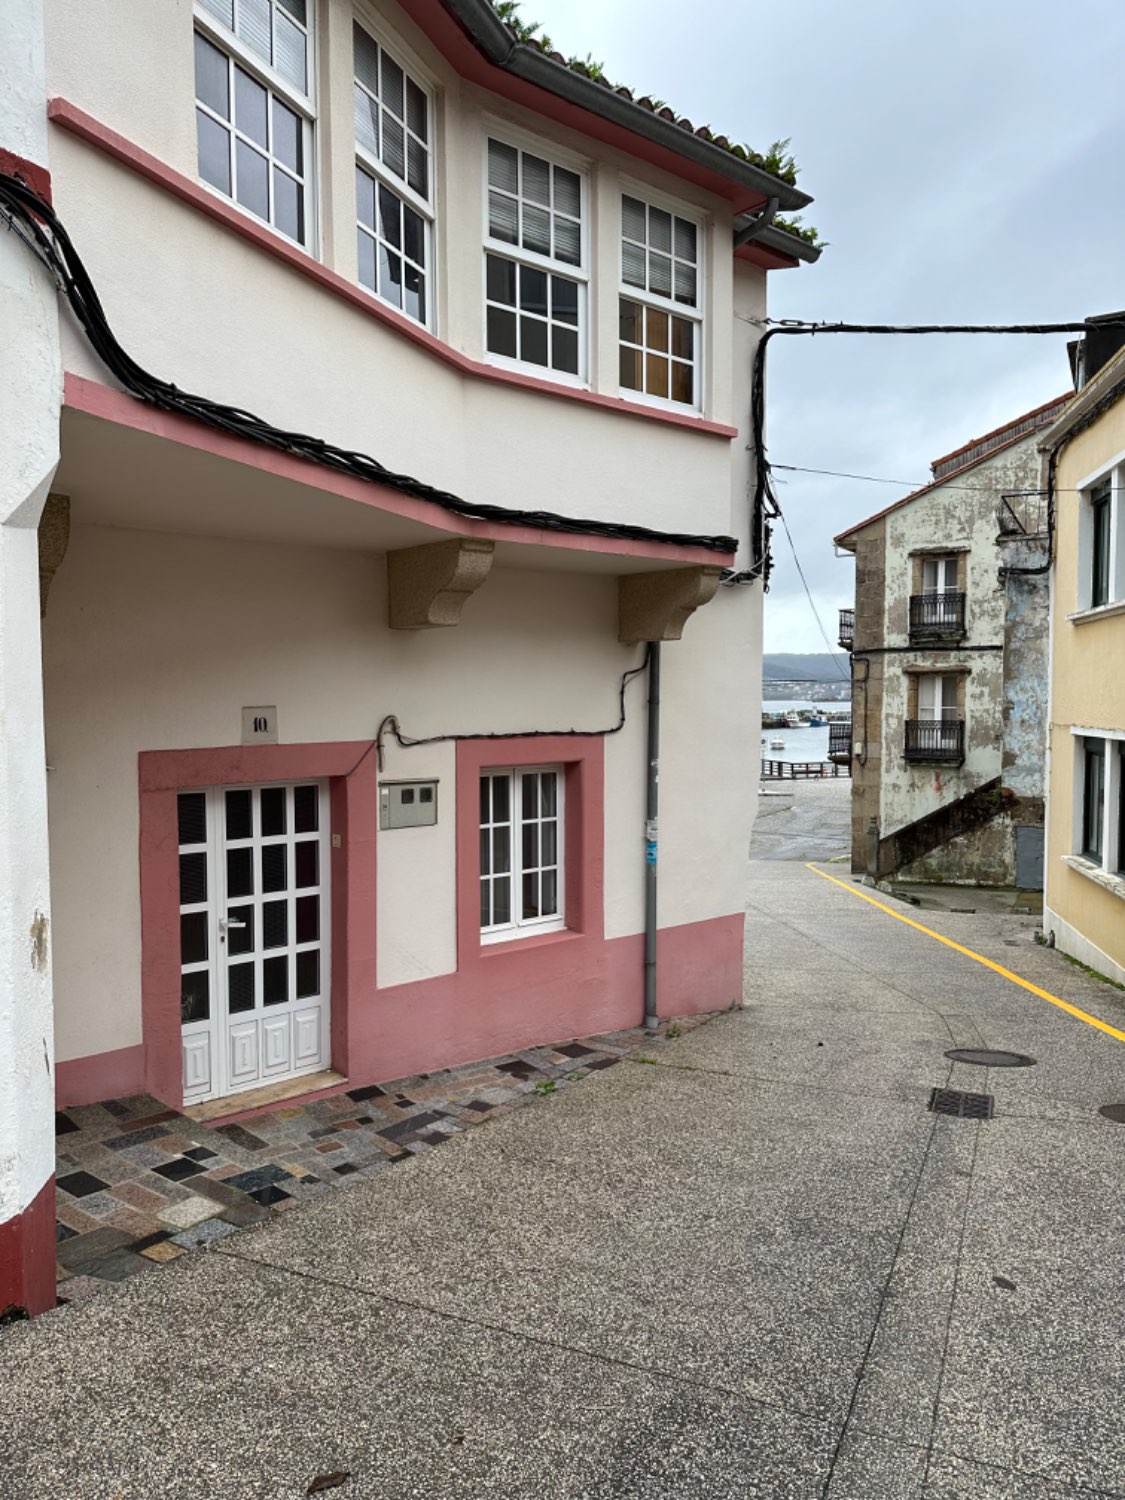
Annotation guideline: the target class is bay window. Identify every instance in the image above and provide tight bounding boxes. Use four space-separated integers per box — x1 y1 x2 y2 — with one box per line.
354 22 433 326
484 138 586 380
480 767 564 941
619 193 702 409
194 0 314 246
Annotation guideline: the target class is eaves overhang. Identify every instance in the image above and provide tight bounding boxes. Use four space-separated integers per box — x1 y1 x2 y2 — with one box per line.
407 0 812 221
1038 344 1125 454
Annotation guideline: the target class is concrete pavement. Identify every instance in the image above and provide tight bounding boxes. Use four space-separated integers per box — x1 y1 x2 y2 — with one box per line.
1 859 1123 1497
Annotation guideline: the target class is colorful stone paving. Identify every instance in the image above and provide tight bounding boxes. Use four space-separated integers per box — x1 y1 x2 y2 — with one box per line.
54 1016 715 1302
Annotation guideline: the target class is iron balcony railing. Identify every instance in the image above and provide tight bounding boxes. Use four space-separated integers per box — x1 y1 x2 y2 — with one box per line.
908 592 966 640
828 721 852 762
904 718 965 765
838 608 855 650
997 491 1050 540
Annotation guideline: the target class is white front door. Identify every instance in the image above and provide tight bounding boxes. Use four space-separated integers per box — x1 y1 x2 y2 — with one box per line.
178 781 331 1104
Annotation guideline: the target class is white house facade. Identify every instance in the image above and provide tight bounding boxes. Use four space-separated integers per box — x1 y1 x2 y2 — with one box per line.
0 0 818 1315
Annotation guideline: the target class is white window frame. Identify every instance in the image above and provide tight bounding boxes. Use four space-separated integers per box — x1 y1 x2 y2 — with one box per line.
479 765 565 944
1074 454 1125 614
482 128 589 388
1070 728 1125 877
916 672 960 720
193 0 317 252
353 16 436 329
617 184 705 414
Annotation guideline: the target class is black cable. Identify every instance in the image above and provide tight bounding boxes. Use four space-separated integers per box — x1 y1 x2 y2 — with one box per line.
774 509 849 678
373 646 651 769
0 172 736 556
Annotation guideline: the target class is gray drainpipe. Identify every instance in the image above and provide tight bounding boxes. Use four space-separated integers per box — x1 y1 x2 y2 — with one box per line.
643 642 661 1031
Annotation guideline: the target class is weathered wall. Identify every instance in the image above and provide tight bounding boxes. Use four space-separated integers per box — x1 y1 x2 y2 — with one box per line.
898 810 1015 886
849 519 886 872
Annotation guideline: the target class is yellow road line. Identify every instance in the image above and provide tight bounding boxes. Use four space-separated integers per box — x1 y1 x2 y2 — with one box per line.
804 863 1125 1045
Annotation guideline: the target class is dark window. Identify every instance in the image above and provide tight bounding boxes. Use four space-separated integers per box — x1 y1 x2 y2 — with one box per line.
1091 482 1112 608
1083 738 1106 861
1119 744 1125 875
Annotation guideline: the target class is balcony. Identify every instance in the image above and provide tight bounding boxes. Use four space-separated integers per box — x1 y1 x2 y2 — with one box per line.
904 718 965 765
828 721 852 764
908 592 966 642
838 608 855 650
997 491 1050 540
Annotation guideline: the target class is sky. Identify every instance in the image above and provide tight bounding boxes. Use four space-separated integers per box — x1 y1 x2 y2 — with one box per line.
526 0 1125 652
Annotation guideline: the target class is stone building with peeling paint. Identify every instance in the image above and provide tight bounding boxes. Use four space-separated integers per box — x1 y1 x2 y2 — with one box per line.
834 397 1068 888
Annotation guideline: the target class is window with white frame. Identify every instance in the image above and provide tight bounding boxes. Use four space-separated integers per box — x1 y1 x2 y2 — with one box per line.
353 22 433 325
484 138 585 379
1077 734 1124 876
1078 467 1124 611
194 0 314 246
619 193 702 408
479 767 564 939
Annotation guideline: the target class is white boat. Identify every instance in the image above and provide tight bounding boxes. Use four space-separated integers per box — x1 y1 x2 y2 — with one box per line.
769 737 785 750
785 714 804 729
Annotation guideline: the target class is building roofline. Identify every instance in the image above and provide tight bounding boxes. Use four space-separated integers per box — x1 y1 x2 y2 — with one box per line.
1039 343 1125 452
834 395 1071 548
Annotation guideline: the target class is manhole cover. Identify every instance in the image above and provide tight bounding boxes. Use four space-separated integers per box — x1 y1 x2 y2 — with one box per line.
944 1049 1037 1068
1098 1103 1125 1124
929 1087 994 1120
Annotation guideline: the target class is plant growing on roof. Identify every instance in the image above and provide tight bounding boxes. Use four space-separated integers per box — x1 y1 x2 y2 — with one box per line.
492 0 552 50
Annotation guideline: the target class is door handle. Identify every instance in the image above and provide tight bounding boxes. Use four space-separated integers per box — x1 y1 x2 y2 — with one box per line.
219 915 247 933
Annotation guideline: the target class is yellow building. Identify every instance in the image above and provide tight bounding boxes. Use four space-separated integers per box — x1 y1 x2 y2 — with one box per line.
1042 321 1125 986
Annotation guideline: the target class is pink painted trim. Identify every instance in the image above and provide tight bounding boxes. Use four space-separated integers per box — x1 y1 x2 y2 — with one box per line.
64 373 735 570
48 99 739 442
0 1175 56 1318
0 148 51 204
56 1045 145 1109
138 742 377 1110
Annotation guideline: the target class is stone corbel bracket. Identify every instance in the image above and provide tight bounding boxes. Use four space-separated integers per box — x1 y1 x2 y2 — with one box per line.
38 492 70 617
618 565 723 644
387 537 495 629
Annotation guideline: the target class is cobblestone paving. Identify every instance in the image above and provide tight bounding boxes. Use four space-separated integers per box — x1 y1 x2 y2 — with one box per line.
54 1015 715 1302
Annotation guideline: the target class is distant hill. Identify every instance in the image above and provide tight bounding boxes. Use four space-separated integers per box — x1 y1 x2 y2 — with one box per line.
763 652 850 684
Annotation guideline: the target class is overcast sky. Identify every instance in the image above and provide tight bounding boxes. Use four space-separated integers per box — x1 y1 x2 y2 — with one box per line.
529 0 1125 652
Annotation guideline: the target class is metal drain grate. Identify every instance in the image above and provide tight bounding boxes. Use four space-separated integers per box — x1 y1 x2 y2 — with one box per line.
929 1087 994 1120
944 1048 1036 1068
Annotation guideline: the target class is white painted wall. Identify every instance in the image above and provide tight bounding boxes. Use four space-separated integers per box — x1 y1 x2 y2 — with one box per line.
0 0 62 1222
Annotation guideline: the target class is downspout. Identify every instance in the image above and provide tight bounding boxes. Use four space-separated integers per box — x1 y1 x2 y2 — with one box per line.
643 642 661 1031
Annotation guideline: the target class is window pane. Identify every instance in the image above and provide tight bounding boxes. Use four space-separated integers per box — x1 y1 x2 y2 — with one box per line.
382 112 405 179
294 784 318 833
295 894 319 943
479 777 491 822
278 0 305 23
198 0 234 28
488 191 519 244
380 53 404 117
621 241 646 288
622 195 646 242
646 353 670 399
357 230 376 291
237 0 272 63
492 824 511 876
647 307 669 354
492 876 511 926
228 962 255 1014
272 98 302 172
181 911 208 966
407 136 428 198
354 23 380 96
262 844 287 893
178 792 207 848
620 345 642 391
227 846 255 898
522 153 550 205
260 786 286 836
541 819 557 865
197 110 232 195
228 905 254 956
480 827 491 877
378 185 402 248
480 879 491 928
649 252 672 298
619 298 642 344
181 970 210 1024
552 327 578 375
487 306 517 359
520 264 548 318
674 217 697 261
522 773 539 817
488 138 519 193
671 317 694 361
226 789 253 841
296 949 319 998
551 276 579 326
554 216 581 265
671 361 694 406
522 871 540 919
523 821 540 870
541 867 558 916
487 254 517 306
295 839 319 888
195 33 230 118
554 166 581 217
380 246 403 307
404 264 425 324
403 206 425 267
674 263 697 306
273 171 303 246
649 207 672 251
492 774 510 822
274 11 306 93
407 78 427 140
175 853 202 910
521 316 548 366
522 203 551 257
264 955 288 1005
263 899 288 949
356 168 376 231
355 87 379 156
235 66 268 146
540 773 557 814
235 138 269 220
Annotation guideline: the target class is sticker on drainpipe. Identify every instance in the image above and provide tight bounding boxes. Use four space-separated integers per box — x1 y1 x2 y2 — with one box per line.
645 819 658 864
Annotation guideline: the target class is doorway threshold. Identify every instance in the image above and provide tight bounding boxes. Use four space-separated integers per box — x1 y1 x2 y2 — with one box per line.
184 1070 348 1124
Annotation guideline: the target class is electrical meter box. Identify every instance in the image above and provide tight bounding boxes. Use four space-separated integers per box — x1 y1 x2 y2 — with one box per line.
379 780 439 830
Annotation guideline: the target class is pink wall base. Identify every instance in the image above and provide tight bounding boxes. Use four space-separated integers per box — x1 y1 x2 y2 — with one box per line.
0 1176 57 1319
56 1045 145 1109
